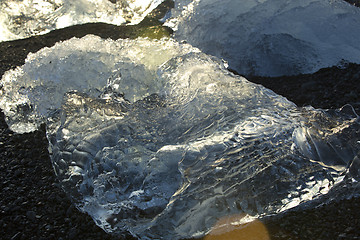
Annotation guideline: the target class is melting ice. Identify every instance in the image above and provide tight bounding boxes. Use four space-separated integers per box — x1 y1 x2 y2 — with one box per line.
0 36 359 239
0 0 164 41
166 0 360 76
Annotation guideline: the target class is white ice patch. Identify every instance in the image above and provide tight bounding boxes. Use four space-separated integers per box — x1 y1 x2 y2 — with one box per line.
166 0 360 76
0 36 359 239
0 35 194 133
0 0 164 41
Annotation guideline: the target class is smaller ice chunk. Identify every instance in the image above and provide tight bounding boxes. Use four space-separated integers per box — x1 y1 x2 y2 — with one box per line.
167 0 360 76
0 0 165 41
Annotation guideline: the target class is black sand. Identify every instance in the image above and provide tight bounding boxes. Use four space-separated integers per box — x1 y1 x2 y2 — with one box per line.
1 1 360 239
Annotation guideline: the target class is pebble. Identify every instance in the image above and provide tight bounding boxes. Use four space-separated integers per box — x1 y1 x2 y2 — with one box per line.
66 206 74 216
10 232 21 240
14 169 22 177
45 224 52 231
26 210 37 222
68 228 78 239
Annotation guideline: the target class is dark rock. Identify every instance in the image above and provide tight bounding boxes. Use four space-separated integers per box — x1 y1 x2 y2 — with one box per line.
13 169 22 178
45 224 52 231
66 206 74 217
68 228 78 239
26 210 37 222
10 232 21 240
345 0 360 7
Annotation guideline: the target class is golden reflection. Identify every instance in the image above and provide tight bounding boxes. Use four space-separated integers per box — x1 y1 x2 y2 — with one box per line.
204 214 270 240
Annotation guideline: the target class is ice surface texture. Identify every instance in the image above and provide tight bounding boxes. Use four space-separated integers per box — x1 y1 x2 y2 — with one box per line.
0 0 164 41
166 0 360 76
0 36 359 239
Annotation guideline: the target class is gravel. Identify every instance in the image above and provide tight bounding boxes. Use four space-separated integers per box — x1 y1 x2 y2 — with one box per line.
247 63 360 113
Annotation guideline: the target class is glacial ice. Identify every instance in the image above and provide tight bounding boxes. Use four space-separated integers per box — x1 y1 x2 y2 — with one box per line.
166 0 360 76
0 0 164 41
0 36 359 239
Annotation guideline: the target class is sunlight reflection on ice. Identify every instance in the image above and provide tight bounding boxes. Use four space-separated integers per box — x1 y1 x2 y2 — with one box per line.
0 36 359 239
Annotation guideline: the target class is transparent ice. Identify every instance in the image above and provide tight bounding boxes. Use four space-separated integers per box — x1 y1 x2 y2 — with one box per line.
0 36 359 239
0 0 164 41
166 0 360 76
